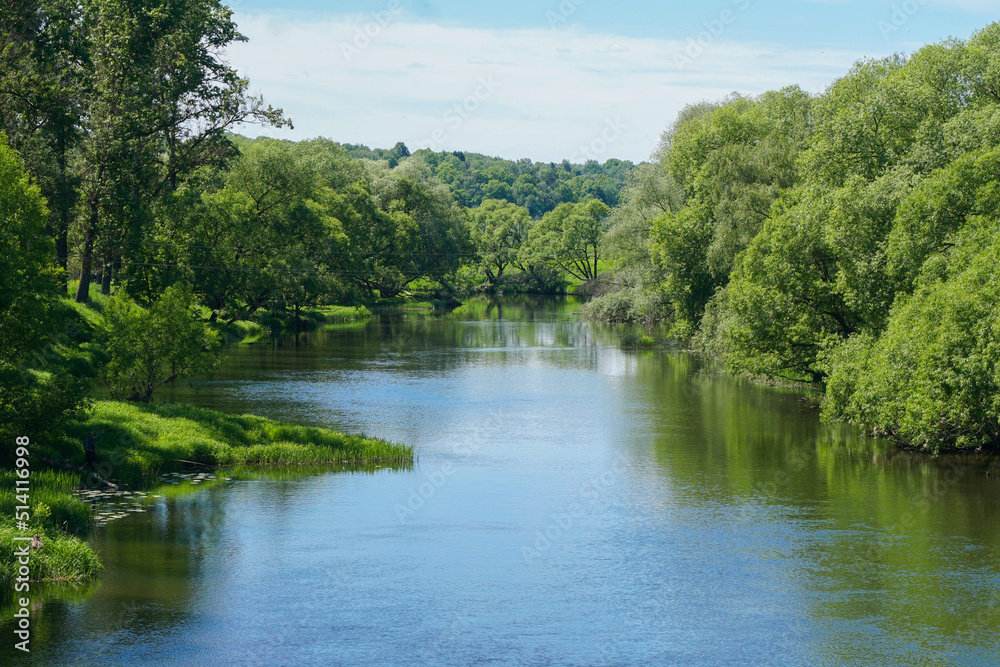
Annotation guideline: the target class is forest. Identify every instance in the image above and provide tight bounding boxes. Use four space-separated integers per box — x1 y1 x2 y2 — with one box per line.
2 0 1000 601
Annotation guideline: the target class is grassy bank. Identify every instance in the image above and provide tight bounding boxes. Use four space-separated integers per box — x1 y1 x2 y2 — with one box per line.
58 401 413 487
1 400 412 606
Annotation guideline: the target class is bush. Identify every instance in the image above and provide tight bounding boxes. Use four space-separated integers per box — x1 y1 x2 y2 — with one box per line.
101 284 221 402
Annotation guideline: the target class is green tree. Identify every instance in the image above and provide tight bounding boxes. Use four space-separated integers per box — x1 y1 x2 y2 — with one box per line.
582 162 681 323
0 135 59 357
0 134 83 453
101 284 220 402
824 217 1000 451
468 199 531 286
0 0 86 292
526 199 610 283
74 0 287 303
363 159 469 295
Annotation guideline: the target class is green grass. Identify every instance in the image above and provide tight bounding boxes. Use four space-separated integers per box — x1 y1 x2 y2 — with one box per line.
214 318 269 345
307 304 372 323
369 296 439 313
0 521 103 606
0 470 94 535
59 401 413 487
618 333 661 349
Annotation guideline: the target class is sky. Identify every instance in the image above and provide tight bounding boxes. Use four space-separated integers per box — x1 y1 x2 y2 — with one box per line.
223 0 999 163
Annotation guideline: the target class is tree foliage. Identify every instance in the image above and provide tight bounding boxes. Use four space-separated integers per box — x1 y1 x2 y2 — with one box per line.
467 199 531 286
0 133 84 452
526 199 610 283
101 284 220 402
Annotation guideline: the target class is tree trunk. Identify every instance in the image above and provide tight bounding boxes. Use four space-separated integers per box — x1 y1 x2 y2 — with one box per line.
100 251 113 295
101 261 112 295
55 128 72 293
74 205 97 303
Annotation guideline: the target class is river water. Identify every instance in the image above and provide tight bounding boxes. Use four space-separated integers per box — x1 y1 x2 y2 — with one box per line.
5 297 1000 666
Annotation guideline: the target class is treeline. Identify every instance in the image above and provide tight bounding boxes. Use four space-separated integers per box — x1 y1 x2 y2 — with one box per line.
592 22 1000 452
344 142 635 216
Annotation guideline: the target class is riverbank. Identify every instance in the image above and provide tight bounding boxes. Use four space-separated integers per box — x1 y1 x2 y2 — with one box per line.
1 400 413 607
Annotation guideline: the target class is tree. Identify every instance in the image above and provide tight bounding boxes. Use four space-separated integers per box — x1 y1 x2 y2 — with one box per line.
721 188 855 383
582 162 681 324
824 217 1000 451
0 0 86 292
74 0 287 303
393 141 410 159
361 159 469 296
0 133 83 453
468 199 531 286
101 284 220 402
0 134 59 358
526 199 610 283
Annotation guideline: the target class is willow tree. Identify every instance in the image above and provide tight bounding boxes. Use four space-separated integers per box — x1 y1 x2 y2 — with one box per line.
525 198 610 283
467 199 531 286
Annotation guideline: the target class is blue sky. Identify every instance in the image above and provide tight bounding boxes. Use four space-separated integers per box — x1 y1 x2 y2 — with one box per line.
225 0 999 162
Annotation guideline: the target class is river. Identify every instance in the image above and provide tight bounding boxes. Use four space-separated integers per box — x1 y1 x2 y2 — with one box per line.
5 297 999 666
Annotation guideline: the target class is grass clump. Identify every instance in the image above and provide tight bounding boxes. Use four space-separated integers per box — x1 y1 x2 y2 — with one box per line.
308 305 372 324
619 333 660 349
0 523 102 590
0 470 93 535
0 468 98 606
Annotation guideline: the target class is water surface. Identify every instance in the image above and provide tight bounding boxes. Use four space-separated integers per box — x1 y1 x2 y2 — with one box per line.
5 297 999 666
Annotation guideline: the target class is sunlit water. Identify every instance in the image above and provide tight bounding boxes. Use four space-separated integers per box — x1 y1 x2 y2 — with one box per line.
5 297 999 666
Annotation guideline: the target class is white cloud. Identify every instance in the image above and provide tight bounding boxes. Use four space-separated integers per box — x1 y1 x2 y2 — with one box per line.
228 14 865 162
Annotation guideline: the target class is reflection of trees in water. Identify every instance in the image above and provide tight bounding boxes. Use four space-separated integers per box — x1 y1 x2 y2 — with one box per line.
312 298 625 373
613 349 1000 661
